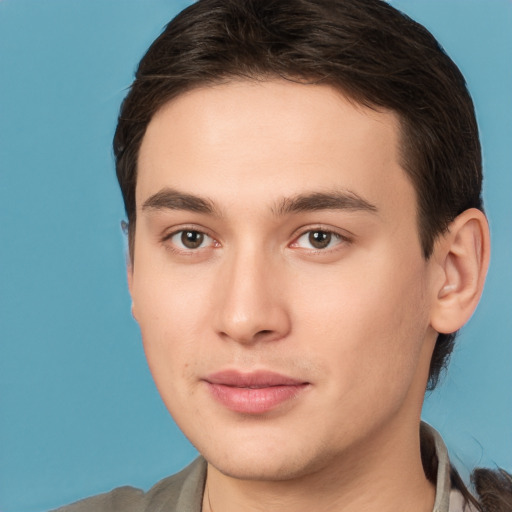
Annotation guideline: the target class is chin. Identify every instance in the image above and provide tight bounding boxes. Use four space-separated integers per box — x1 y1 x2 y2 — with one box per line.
194 425 337 482
207 451 316 482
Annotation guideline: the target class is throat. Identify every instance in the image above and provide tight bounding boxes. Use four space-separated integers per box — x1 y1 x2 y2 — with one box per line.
202 451 435 512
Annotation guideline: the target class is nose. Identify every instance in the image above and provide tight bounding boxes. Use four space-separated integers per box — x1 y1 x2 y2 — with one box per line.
214 247 291 345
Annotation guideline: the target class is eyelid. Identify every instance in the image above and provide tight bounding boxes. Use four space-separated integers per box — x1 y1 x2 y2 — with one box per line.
161 223 216 239
159 224 352 254
161 225 220 252
289 225 353 251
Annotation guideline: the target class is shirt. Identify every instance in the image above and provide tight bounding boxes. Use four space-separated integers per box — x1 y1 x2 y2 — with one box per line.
52 422 471 512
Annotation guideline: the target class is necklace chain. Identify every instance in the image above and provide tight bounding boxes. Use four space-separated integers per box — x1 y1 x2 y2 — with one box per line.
206 483 214 512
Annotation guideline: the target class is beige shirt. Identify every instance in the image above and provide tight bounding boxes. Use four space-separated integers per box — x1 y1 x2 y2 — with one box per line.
53 422 471 512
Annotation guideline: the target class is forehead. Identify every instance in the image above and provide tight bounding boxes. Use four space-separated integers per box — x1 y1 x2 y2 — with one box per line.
137 79 412 219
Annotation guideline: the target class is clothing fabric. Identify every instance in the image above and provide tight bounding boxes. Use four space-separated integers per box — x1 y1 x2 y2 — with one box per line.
52 422 468 512
52 458 206 512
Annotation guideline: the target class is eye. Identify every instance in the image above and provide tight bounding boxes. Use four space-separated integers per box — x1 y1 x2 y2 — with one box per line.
166 229 216 250
292 229 347 250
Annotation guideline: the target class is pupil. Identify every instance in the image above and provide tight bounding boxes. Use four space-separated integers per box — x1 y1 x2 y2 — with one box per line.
181 231 204 249
309 231 331 249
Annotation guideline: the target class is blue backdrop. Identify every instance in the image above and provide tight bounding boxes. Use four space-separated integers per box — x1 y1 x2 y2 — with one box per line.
1 1 510 510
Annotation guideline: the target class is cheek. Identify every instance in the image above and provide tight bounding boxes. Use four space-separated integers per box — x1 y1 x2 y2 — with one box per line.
132 265 214 387
134 281 214 431
293 254 430 397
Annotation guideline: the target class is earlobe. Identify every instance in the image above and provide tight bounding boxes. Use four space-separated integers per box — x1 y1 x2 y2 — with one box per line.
430 208 490 334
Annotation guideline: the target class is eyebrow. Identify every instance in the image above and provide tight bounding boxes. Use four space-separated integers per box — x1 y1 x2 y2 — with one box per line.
273 191 378 216
141 187 378 218
142 188 220 216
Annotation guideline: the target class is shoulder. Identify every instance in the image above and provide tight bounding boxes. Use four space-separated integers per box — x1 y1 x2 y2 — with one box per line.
50 485 145 512
51 457 207 512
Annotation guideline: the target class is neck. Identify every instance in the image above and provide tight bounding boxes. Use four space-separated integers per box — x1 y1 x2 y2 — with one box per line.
202 419 435 512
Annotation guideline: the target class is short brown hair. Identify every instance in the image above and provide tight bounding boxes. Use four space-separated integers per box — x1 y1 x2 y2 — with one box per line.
114 0 483 389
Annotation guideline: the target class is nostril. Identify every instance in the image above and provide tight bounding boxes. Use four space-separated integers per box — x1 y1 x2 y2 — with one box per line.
253 329 284 343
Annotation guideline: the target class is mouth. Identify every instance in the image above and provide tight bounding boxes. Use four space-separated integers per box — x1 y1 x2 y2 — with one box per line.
203 370 310 414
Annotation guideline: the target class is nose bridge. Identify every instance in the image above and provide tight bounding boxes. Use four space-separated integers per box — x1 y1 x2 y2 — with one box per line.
215 239 290 344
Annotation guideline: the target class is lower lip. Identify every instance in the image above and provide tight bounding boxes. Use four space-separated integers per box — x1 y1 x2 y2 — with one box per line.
206 382 309 414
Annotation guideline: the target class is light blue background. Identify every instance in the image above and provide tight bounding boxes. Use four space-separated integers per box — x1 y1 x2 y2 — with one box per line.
1 1 510 510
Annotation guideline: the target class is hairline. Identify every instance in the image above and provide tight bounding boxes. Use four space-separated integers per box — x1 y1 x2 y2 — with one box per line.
127 74 428 262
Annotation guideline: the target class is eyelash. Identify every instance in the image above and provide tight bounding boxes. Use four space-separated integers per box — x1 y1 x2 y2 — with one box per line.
161 226 352 255
161 227 219 254
290 227 352 253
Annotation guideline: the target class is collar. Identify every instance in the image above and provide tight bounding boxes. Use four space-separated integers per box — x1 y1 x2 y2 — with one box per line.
173 422 456 512
422 422 452 512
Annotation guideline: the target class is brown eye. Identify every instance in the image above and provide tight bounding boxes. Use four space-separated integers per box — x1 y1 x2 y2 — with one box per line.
308 230 332 249
181 230 205 249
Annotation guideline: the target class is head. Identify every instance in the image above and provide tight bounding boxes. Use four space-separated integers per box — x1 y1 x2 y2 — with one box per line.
114 0 489 482
115 0 484 391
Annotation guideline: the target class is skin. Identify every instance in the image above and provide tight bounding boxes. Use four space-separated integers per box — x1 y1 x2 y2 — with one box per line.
129 80 489 512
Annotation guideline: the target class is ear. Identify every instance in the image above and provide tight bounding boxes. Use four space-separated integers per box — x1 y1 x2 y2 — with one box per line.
126 258 137 320
430 208 490 334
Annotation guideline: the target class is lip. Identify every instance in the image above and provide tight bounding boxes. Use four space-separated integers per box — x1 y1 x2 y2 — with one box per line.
203 370 310 414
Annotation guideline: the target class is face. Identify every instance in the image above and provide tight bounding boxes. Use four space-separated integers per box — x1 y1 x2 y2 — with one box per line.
130 80 439 480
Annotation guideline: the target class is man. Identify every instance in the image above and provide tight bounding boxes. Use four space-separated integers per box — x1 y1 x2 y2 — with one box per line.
55 0 510 510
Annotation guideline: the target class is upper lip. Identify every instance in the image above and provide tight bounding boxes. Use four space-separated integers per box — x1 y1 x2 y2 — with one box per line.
204 370 308 388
